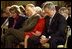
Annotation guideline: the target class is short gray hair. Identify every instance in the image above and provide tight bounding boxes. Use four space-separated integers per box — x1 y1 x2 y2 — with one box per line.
43 2 56 10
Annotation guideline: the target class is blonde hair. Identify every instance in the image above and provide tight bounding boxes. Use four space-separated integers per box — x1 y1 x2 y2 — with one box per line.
35 6 42 14
26 4 35 7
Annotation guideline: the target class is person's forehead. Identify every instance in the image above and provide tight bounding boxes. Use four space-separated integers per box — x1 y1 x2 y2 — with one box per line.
44 7 50 11
10 10 16 13
26 7 32 10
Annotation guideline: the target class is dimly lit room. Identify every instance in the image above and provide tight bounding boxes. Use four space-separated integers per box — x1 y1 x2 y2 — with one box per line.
1 1 71 48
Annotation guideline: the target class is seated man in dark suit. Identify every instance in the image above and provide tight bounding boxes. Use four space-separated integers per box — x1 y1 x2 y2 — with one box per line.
9 5 28 29
1 6 28 48
40 2 67 48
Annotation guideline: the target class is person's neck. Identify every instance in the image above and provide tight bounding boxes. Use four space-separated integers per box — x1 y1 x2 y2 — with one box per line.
13 15 19 20
50 10 56 18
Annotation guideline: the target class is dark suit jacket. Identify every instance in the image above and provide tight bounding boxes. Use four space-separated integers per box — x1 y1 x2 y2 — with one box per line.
6 15 39 41
66 16 71 28
7 15 40 35
8 16 28 29
43 13 67 39
19 15 40 32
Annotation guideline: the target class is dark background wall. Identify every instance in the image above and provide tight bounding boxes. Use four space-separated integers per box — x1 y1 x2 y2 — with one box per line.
1 1 71 9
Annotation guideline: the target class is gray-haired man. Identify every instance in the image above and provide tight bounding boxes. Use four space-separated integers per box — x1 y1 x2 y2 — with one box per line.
40 2 67 48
